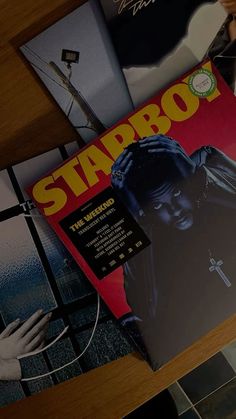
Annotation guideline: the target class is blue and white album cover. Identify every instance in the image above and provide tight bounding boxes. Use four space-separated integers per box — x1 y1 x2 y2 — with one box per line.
0 142 131 408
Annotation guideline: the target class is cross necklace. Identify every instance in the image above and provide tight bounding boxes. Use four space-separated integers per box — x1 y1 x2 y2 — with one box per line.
197 180 232 288
208 249 232 288
196 178 232 288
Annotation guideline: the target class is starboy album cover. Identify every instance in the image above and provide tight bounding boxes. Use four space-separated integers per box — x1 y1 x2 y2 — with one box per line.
28 61 236 370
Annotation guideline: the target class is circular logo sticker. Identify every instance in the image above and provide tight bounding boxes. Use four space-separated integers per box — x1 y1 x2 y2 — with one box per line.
188 69 217 98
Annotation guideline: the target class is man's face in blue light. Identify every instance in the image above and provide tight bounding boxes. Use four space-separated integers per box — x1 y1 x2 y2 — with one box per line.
147 182 194 231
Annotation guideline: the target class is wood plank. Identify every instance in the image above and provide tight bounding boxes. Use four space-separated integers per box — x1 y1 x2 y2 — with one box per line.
2 314 236 418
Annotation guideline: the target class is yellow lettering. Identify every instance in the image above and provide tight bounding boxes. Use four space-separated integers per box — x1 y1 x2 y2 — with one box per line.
53 158 88 197
128 104 171 137
101 124 135 160
70 219 85 231
78 145 114 187
32 176 67 216
162 84 199 122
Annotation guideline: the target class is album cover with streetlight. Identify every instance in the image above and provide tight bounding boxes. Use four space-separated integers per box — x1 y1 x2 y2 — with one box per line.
20 0 133 145
28 60 236 370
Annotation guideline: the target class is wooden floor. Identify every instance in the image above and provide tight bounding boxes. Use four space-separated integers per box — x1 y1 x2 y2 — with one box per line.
1 1 236 417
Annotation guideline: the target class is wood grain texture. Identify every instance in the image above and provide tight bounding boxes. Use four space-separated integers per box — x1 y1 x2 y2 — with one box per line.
2 314 236 419
1 1 236 418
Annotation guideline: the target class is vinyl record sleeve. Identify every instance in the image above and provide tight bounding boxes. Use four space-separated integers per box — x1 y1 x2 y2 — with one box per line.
20 0 133 144
28 61 236 370
0 141 132 407
99 0 236 105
